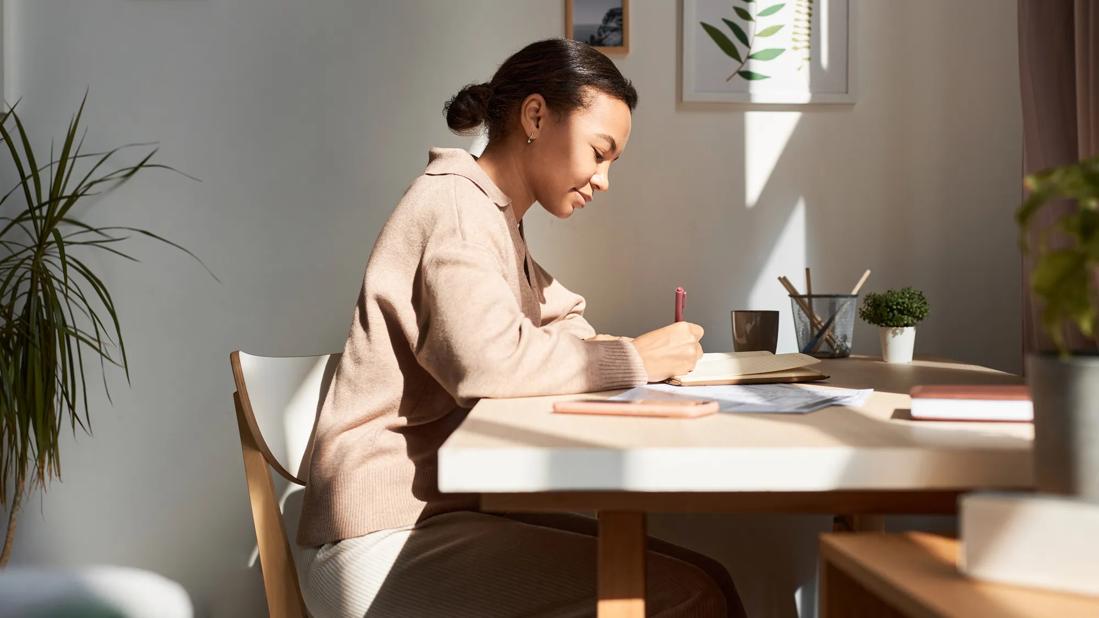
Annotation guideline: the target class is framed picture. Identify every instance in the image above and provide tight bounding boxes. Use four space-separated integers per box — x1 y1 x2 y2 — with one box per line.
683 0 855 104
566 0 629 54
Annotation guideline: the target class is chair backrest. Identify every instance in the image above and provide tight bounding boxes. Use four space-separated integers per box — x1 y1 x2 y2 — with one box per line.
230 350 340 618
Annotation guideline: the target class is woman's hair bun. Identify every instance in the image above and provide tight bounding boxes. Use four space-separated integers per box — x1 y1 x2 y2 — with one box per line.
444 82 493 134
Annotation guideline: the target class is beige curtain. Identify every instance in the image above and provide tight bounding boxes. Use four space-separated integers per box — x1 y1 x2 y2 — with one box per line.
1018 0 1099 355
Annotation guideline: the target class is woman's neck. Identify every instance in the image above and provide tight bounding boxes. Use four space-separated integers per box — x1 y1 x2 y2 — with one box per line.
476 141 535 221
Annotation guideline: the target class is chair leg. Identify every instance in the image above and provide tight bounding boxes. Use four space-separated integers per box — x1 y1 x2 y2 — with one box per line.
236 393 308 618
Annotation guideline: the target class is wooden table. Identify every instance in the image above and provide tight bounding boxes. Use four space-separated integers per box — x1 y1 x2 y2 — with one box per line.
819 532 1099 617
438 357 1033 617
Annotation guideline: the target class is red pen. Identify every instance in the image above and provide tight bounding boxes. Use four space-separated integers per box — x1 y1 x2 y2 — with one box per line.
674 287 686 322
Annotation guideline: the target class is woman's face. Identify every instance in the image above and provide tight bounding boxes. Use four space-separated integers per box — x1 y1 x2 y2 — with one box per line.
523 89 632 219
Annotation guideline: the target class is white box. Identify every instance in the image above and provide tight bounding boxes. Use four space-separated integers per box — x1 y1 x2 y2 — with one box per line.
961 493 1099 597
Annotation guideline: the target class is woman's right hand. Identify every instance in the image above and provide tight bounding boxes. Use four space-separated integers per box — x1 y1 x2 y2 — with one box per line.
630 322 705 382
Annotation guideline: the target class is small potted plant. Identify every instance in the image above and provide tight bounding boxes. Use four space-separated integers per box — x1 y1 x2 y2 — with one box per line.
1017 154 1099 501
858 287 930 363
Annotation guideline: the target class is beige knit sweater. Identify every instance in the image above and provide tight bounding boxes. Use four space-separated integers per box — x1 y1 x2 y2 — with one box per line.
297 148 649 547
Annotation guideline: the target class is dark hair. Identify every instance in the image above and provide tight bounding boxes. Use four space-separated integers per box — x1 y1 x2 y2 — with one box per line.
444 38 638 142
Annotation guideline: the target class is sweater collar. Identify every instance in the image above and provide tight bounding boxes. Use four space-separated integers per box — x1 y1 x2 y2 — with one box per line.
425 147 511 209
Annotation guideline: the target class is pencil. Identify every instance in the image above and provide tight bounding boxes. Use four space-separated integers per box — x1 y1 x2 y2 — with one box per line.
778 276 840 349
851 269 872 295
805 267 816 325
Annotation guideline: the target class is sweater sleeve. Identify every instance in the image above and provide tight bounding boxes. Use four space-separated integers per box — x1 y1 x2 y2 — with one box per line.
413 240 647 405
530 256 598 340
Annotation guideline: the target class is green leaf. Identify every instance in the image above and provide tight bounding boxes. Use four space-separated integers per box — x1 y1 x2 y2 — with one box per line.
700 22 742 62
756 24 784 37
758 3 786 16
722 18 750 48
48 91 86 225
734 7 753 21
749 48 786 61
737 70 771 80
11 108 44 213
0 105 42 239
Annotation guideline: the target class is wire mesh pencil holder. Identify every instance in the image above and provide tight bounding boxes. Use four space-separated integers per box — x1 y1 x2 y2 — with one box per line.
789 294 857 358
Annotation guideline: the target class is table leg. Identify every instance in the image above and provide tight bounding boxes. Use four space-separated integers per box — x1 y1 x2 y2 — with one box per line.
832 514 886 532
597 511 646 618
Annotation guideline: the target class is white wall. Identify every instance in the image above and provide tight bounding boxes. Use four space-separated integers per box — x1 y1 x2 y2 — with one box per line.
2 1 1020 616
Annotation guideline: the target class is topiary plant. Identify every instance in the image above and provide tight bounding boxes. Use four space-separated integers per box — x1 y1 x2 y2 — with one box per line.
858 287 930 328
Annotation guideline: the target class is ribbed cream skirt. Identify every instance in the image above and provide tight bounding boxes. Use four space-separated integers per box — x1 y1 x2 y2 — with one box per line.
304 510 745 617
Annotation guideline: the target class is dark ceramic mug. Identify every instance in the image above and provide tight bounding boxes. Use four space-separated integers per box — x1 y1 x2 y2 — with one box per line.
731 310 779 353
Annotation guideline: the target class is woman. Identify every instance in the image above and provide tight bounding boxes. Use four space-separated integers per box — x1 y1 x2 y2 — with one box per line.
298 38 747 617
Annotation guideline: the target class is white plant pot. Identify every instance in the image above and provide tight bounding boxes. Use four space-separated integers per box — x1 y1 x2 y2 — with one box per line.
879 326 916 363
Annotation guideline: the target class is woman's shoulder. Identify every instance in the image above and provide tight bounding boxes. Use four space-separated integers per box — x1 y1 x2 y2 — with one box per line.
391 148 512 248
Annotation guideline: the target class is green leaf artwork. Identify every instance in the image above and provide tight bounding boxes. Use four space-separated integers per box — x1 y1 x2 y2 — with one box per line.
749 48 786 60
722 18 750 47
758 3 786 16
737 70 771 80
792 0 814 66
700 22 742 62
699 0 807 83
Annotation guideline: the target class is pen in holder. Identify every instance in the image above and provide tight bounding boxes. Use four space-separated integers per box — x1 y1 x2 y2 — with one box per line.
788 294 857 358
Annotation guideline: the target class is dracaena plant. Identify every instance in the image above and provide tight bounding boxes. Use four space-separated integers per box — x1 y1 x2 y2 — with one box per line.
1016 155 1099 354
0 93 211 565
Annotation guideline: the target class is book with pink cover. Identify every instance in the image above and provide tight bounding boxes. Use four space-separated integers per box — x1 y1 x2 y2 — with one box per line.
910 384 1032 422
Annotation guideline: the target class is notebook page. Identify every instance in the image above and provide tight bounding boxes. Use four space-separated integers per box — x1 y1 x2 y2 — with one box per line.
672 352 821 382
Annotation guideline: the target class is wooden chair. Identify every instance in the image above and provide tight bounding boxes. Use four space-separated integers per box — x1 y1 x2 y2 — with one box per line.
230 351 340 618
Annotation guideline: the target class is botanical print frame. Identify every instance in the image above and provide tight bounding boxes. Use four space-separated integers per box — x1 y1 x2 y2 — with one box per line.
567 0 630 54
683 0 856 104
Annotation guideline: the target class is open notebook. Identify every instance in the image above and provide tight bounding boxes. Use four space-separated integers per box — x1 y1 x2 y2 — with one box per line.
666 351 828 386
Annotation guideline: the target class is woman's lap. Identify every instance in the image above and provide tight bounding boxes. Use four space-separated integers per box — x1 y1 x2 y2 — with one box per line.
501 512 746 618
305 510 742 618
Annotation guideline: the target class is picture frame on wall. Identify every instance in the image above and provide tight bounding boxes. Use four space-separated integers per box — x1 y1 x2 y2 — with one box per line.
683 0 856 104
566 0 629 54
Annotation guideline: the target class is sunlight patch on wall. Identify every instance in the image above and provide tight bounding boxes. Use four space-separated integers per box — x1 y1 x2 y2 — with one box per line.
747 198 805 353
745 111 800 207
